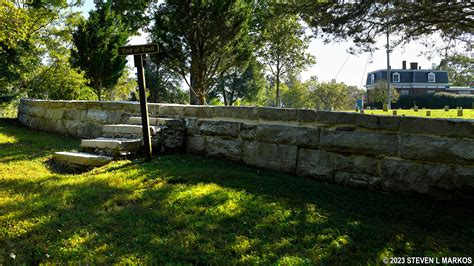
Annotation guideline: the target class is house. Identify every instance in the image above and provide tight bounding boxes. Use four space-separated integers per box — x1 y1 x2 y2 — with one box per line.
365 61 474 103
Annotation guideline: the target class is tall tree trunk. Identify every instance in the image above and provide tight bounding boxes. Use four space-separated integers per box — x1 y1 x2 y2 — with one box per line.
189 51 200 105
276 72 281 107
222 86 228 106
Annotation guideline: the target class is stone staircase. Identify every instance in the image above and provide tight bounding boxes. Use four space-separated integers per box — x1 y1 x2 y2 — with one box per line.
53 116 185 168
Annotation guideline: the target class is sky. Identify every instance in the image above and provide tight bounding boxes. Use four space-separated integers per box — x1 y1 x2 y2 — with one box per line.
77 1 443 89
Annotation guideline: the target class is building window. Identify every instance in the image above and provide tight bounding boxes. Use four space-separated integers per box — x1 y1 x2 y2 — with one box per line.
393 72 400 82
428 72 436 82
370 74 375 84
400 90 409 95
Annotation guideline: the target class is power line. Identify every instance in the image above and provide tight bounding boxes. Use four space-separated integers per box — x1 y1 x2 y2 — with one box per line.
334 53 351 81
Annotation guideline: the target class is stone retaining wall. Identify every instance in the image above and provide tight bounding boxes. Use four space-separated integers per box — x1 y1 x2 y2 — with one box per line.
18 99 474 201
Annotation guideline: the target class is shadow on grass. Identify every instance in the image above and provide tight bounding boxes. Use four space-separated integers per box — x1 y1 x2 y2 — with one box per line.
1 119 474 264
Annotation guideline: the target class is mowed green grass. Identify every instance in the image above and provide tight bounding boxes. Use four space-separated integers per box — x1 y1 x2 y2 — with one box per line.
363 109 474 119
0 118 473 264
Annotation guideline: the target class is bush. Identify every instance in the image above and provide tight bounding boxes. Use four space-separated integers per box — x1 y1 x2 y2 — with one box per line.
366 92 474 109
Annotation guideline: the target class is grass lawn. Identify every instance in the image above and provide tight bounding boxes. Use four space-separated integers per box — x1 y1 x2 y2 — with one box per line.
362 109 474 119
0 118 473 264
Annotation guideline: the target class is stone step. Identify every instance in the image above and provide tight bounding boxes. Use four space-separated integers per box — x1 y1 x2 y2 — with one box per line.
54 151 113 166
128 116 184 127
102 124 164 137
81 137 142 152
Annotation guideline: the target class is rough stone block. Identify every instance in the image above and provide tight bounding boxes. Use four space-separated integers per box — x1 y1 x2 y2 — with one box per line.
54 152 112 166
65 120 81 136
255 124 319 148
158 104 186 117
354 114 402 131
185 118 200 135
399 117 474 139
453 166 474 190
334 172 380 189
255 107 298 121
400 134 474 164
243 141 297 173
334 154 379 175
186 135 205 154
199 120 241 137
213 106 256 120
48 101 65 108
44 108 64 120
77 123 103 138
381 159 454 194
296 149 335 180
28 106 45 118
297 109 318 123
317 111 356 125
320 129 399 156
240 124 257 140
183 105 215 118
87 109 108 123
205 136 243 161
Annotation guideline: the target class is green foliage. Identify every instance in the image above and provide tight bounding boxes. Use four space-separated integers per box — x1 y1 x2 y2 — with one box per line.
307 79 356 111
0 0 30 52
438 55 473 87
0 119 473 264
280 75 312 108
150 0 254 104
71 3 129 100
214 59 266 106
370 80 400 104
258 13 315 107
145 58 187 104
104 69 137 101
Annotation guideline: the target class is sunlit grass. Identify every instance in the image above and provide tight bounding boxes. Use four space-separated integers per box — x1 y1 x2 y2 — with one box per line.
0 118 473 264
362 109 474 119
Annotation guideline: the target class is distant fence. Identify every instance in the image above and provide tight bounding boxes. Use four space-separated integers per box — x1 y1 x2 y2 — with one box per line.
18 99 474 203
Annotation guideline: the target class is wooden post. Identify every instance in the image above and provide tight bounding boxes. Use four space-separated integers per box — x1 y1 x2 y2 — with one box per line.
134 54 152 161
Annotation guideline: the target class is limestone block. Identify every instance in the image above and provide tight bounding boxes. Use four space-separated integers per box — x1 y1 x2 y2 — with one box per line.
44 108 64 120
65 120 82 136
205 136 243 161
453 166 474 190
240 124 257 140
355 114 401 131
320 129 399 156
28 106 45 118
255 107 298 121
334 172 380 189
297 109 318 123
199 120 241 137
381 159 454 194
243 141 297 173
54 152 112 166
316 111 356 125
400 134 474 164
296 149 335 180
213 106 256 120
107 111 128 124
49 101 65 108
18 113 28 125
18 104 28 115
255 124 319 148
158 104 186 117
77 123 103 138
87 109 108 123
185 118 200 135
186 135 205 154
183 105 215 118
102 101 129 111
399 117 474 139
334 155 379 175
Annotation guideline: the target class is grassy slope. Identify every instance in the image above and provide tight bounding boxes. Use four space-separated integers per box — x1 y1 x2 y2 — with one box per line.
363 109 474 119
0 118 473 264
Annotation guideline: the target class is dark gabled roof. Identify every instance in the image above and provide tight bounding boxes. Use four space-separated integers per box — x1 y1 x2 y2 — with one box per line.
366 69 449 85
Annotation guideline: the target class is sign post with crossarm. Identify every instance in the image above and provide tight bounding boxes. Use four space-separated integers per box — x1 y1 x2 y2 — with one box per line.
118 43 159 161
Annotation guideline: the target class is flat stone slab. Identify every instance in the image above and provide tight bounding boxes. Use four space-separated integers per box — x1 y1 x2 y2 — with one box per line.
81 138 142 151
128 117 184 127
102 124 163 135
54 152 113 166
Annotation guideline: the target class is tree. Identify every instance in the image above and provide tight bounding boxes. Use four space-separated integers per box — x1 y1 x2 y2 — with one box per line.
258 14 314 107
71 3 129 100
145 58 187 104
287 2 472 54
307 79 355 111
214 59 266 106
438 55 473 87
369 80 400 104
105 69 137 101
150 0 254 105
280 75 312 108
